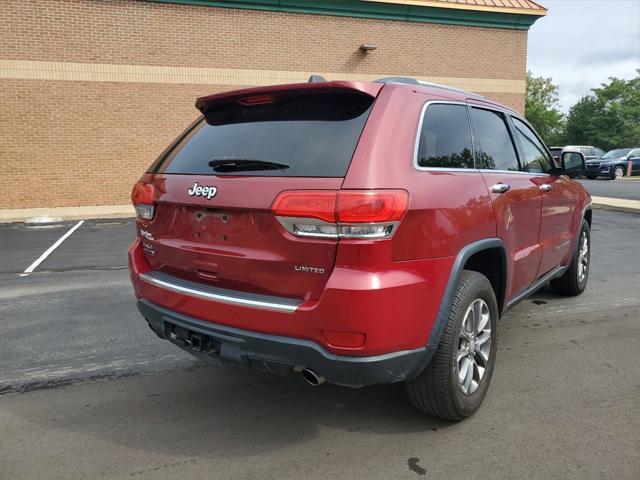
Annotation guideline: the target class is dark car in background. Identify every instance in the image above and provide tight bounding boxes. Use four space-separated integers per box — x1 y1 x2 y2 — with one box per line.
550 145 606 164
585 148 640 179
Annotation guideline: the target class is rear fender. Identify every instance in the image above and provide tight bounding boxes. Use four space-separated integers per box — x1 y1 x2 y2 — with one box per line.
426 238 506 349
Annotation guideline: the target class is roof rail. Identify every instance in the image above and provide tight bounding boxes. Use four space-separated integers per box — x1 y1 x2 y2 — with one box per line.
308 75 327 83
374 76 481 97
374 76 420 86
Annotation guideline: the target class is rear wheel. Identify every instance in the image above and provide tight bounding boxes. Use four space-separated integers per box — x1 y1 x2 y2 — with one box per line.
550 220 590 296
405 271 498 421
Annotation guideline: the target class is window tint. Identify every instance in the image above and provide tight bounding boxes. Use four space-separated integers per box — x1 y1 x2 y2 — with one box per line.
512 117 553 173
416 103 474 169
155 92 373 177
603 149 632 158
470 108 519 171
581 148 594 157
630 149 640 157
549 148 562 161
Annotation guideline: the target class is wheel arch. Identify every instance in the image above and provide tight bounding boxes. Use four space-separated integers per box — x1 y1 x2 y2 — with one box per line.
584 206 592 227
612 164 625 178
426 238 506 349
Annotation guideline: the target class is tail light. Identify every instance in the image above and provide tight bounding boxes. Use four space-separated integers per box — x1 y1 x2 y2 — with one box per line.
271 190 409 239
131 181 156 220
238 94 274 105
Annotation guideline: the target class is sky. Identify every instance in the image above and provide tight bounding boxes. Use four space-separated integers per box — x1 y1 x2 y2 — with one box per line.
527 0 640 112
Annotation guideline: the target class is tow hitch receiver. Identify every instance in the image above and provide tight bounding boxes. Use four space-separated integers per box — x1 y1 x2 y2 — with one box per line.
169 325 219 354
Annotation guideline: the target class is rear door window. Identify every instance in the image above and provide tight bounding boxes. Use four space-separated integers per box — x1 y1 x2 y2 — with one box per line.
581 148 595 157
549 148 563 159
416 103 474 169
511 117 553 173
470 108 519 171
154 91 374 177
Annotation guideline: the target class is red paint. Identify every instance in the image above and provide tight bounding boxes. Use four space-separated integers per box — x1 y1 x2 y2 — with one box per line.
129 80 591 358
479 171 543 299
195 81 383 112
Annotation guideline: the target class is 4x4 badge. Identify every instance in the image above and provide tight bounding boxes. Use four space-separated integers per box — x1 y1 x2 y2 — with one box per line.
188 182 217 200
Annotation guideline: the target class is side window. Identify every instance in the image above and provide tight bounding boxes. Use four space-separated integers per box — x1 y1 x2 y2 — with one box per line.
511 117 553 173
470 108 519 171
630 149 640 158
416 103 474 169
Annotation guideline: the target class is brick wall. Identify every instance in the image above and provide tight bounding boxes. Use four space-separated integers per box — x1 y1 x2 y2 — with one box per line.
0 0 529 209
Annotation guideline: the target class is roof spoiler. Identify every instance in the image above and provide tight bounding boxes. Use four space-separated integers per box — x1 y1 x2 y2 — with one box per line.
195 81 383 114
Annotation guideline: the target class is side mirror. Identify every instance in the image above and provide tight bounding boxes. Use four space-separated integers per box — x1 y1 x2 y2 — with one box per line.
561 151 586 177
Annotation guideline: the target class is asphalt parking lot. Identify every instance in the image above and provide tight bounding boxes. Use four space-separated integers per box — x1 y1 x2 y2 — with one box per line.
1 211 639 479
578 178 639 200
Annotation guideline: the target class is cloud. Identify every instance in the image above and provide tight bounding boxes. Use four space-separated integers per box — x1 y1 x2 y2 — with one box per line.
527 0 640 111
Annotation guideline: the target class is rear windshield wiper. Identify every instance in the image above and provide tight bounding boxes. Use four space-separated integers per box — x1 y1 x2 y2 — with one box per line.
208 158 290 173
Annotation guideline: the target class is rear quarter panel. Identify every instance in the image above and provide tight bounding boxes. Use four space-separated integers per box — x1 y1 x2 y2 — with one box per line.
343 86 497 260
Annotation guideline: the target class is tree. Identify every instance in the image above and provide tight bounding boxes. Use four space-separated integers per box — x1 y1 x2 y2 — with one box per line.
525 71 565 145
564 72 640 151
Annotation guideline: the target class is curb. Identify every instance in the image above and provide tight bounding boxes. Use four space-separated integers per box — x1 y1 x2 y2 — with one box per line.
0 205 135 224
591 196 640 215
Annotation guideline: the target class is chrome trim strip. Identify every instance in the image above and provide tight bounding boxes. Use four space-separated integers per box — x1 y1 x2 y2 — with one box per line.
477 168 552 177
275 217 401 239
275 216 338 239
412 100 557 176
140 271 300 313
413 167 480 173
338 221 399 239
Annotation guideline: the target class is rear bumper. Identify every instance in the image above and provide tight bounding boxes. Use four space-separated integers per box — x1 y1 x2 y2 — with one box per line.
138 299 433 387
129 239 453 357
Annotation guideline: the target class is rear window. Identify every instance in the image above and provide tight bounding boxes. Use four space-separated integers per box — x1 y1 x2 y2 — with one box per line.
153 91 374 177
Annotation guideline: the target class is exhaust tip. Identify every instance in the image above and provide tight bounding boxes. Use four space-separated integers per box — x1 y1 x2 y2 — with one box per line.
301 368 325 386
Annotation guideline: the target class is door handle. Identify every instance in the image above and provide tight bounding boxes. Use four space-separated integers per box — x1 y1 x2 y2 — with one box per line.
491 183 511 194
540 184 553 192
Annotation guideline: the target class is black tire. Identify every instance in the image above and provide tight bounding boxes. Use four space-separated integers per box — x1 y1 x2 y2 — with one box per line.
610 166 625 180
550 219 590 296
405 271 498 421
585 175 597 180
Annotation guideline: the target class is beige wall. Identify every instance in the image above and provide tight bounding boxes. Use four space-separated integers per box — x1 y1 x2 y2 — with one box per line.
0 0 528 209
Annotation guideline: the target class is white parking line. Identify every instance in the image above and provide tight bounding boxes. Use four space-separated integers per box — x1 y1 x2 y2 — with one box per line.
20 220 85 277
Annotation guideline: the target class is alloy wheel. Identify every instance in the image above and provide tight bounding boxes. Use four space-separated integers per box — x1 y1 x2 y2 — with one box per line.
577 230 589 283
614 167 624 179
456 298 491 395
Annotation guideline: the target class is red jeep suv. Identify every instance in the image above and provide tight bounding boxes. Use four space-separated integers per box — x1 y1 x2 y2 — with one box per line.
129 78 592 420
